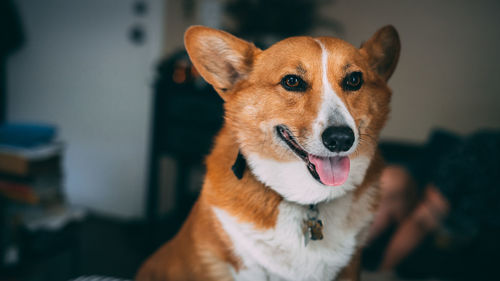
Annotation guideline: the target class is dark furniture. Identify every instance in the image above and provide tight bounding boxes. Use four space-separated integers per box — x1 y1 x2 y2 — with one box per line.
145 51 224 244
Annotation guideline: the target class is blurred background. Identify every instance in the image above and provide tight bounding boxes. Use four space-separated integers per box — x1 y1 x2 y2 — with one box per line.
0 0 499 280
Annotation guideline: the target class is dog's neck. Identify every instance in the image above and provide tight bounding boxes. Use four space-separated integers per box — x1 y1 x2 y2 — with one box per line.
203 126 283 229
230 149 325 245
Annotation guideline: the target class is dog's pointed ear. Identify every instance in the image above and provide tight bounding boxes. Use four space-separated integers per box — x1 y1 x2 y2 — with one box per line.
360 25 400 81
184 26 260 100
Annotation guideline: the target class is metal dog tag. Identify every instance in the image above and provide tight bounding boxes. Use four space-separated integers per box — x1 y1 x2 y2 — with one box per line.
304 219 324 246
303 205 324 246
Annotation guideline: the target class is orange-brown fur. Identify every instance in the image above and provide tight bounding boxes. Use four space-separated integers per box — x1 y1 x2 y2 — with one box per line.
137 25 400 281
135 199 239 281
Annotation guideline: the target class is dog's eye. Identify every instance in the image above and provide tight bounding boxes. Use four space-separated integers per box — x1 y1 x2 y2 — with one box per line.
281 75 307 92
342 72 363 91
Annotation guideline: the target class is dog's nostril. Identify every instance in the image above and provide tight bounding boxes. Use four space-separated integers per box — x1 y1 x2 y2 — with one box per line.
321 126 355 152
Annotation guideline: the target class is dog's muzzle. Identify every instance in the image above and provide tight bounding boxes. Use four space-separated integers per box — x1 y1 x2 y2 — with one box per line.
276 125 351 187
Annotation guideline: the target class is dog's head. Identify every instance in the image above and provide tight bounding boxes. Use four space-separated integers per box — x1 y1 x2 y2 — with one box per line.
185 26 400 204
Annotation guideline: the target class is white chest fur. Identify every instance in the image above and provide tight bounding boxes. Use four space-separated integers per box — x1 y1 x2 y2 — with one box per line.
212 187 376 281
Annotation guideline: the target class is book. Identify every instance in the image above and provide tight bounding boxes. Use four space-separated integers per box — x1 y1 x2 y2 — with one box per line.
0 181 38 204
0 142 63 177
0 142 64 206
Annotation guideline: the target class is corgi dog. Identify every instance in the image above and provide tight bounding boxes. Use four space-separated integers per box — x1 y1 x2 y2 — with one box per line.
137 25 400 281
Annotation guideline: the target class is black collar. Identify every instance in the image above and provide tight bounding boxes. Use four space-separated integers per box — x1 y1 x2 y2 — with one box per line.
232 150 247 179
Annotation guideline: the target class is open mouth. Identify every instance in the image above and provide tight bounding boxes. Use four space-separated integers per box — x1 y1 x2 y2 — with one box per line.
276 125 350 187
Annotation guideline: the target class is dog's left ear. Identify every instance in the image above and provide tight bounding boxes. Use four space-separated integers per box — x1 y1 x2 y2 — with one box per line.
184 26 261 100
360 25 401 81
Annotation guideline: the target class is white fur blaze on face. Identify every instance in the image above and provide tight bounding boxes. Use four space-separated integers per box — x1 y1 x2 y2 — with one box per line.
304 39 359 157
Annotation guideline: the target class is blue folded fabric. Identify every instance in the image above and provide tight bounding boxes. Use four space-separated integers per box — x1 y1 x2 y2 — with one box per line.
0 122 57 148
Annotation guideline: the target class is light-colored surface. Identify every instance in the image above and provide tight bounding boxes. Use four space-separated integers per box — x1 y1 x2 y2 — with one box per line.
7 0 165 218
362 271 439 281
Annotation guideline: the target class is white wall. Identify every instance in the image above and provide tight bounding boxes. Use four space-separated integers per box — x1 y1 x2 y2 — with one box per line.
7 0 165 218
318 0 500 142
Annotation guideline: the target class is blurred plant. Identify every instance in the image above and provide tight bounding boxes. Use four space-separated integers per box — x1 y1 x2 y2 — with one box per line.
225 0 342 44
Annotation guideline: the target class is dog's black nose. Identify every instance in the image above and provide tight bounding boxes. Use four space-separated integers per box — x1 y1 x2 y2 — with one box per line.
321 126 355 152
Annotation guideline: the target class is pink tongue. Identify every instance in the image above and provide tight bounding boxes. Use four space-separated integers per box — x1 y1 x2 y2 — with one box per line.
308 155 350 186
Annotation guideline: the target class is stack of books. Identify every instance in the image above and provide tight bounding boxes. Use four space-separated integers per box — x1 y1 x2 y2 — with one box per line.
0 123 63 205
0 142 63 205
0 123 84 269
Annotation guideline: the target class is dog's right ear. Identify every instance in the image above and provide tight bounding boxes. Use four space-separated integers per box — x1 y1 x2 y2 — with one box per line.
184 26 260 100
